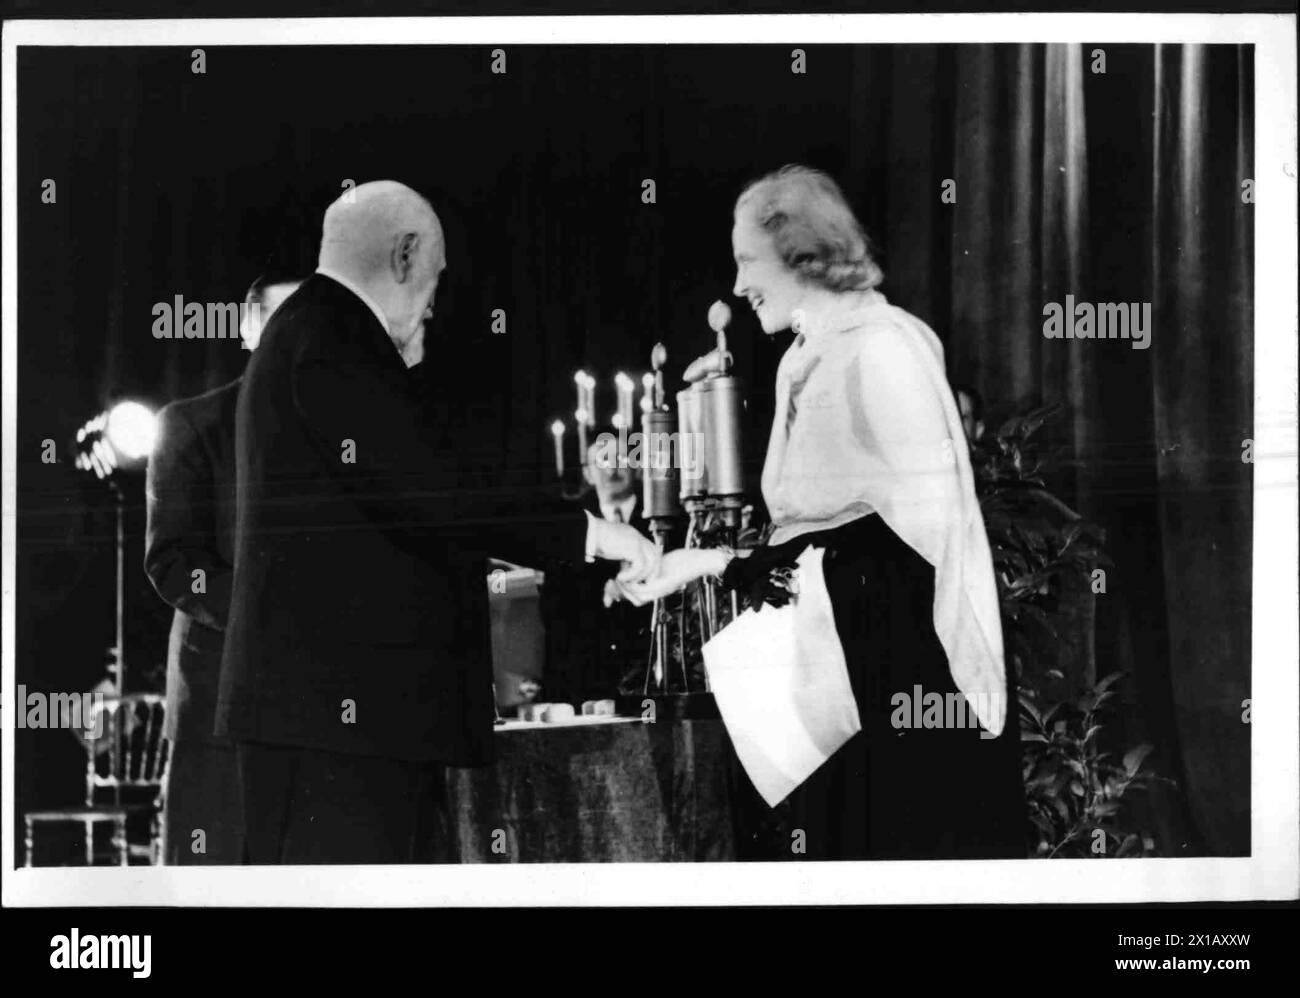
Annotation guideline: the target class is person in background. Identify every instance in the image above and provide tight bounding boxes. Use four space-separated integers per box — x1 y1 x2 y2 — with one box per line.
144 269 302 866
541 435 653 703
584 434 640 527
952 382 986 445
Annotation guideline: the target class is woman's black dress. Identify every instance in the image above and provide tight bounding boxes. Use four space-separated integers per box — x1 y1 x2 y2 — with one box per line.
727 512 1027 861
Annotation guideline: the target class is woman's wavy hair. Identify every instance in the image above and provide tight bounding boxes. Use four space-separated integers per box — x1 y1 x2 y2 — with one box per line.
734 165 883 293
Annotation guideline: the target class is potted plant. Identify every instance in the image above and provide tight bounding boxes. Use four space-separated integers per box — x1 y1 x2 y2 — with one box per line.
970 403 1172 857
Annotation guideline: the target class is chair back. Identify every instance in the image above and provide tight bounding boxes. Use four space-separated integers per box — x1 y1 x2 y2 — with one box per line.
83 693 170 808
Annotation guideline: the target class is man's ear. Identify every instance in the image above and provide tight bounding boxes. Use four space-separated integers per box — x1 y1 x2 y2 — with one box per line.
391 231 421 284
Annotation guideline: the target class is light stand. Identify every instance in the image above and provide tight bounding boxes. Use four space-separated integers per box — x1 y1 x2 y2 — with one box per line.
74 400 159 697
110 480 125 697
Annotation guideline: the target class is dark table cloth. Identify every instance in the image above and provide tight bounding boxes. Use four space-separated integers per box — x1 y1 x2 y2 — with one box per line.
447 718 738 862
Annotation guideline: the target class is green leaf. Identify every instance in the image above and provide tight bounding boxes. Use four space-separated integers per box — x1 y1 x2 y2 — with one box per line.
1019 696 1043 726
1123 744 1153 775
1094 672 1125 693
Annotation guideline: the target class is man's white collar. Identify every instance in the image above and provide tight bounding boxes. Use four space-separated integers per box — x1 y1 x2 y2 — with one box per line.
600 495 637 524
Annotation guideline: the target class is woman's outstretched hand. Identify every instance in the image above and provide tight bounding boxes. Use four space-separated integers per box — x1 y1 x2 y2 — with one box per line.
720 545 801 611
613 548 730 606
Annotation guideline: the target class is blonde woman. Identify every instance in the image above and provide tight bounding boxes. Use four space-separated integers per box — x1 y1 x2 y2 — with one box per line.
621 166 1025 859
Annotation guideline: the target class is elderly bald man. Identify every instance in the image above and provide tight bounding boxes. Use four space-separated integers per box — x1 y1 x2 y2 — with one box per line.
216 181 655 864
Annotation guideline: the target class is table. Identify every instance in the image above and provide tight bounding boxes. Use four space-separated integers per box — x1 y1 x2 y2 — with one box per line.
446 715 739 862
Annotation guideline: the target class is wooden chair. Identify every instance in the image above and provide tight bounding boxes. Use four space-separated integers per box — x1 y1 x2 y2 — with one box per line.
24 693 170 866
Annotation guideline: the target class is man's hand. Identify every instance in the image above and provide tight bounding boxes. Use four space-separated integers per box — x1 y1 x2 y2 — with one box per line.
614 548 729 606
590 519 661 583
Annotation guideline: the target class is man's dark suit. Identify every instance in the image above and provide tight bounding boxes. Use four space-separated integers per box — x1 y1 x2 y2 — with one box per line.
217 273 585 863
541 495 651 703
144 380 243 865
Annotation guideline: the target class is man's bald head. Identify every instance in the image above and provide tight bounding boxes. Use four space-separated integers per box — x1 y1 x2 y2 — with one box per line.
317 180 446 355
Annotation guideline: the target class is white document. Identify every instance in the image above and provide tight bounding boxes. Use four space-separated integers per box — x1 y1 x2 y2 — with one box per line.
702 546 862 807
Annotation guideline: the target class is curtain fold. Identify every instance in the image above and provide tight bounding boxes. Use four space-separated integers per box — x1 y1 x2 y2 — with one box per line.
1147 44 1254 855
892 43 1252 855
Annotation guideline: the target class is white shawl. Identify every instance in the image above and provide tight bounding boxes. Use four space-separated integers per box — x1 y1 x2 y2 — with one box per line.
761 291 1007 735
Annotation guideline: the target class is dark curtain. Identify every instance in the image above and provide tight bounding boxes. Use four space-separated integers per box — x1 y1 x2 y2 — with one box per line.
1147 45 1253 856
15 43 1251 856
875 44 1253 856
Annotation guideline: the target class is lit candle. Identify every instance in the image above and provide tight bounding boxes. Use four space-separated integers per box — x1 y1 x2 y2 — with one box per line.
650 343 667 412
583 374 596 427
574 371 588 425
575 409 589 459
551 420 565 478
614 373 633 464
641 372 655 413
614 372 634 429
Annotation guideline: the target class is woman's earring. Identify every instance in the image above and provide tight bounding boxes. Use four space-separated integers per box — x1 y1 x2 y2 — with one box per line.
791 308 806 336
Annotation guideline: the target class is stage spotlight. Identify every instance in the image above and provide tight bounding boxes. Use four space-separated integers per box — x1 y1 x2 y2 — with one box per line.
70 398 159 694
106 401 158 461
74 400 158 479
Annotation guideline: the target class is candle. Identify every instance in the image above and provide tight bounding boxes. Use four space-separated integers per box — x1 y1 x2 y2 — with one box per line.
614 373 633 464
641 372 655 413
650 343 667 412
614 372 634 429
551 420 565 478
584 375 596 427
575 409 589 459
574 371 588 426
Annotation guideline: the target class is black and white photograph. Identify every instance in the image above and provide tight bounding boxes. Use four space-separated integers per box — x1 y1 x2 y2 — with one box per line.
1 11 1295 914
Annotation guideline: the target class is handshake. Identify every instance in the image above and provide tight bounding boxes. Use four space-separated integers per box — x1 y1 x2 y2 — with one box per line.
588 517 800 611
587 517 730 607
